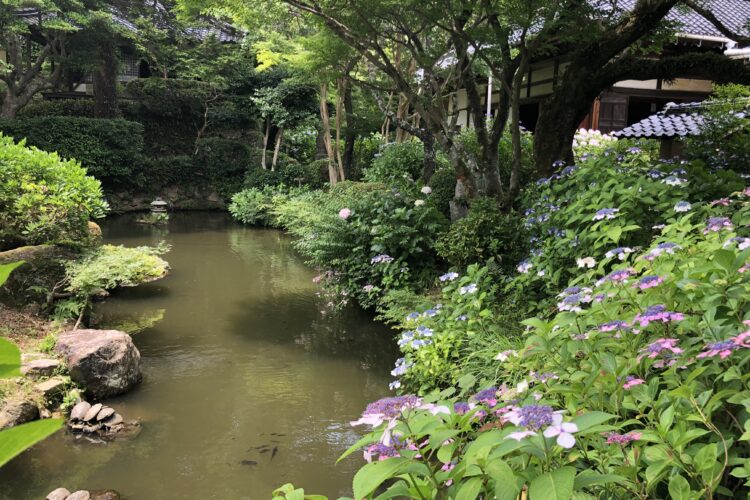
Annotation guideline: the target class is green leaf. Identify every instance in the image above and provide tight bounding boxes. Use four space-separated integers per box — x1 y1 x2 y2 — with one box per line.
0 419 63 467
573 471 627 489
572 412 617 432
693 443 718 473
0 261 24 287
0 338 22 379
486 459 521 500
352 458 409 499
337 432 379 463
668 474 692 500
456 477 483 500
528 467 575 500
605 227 623 243
713 249 735 272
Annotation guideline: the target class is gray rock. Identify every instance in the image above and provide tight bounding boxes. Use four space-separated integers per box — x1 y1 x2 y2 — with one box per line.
0 400 40 430
102 413 123 427
45 487 71 500
55 329 141 399
66 491 91 500
21 358 60 378
83 403 103 422
34 377 67 400
96 407 115 421
70 401 91 421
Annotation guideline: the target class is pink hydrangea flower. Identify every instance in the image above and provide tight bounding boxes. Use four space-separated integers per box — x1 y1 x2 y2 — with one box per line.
338 208 351 219
623 376 645 389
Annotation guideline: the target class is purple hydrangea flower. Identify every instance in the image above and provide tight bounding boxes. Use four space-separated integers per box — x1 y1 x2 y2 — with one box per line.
439 272 459 282
509 405 554 430
596 268 635 286
599 320 630 332
605 247 634 260
593 208 620 221
517 259 533 274
363 443 400 462
639 338 683 361
352 395 422 427
471 388 499 407
724 237 750 250
642 242 681 261
635 275 664 290
459 283 478 295
704 217 734 234
633 305 685 327
557 292 592 312
454 402 472 415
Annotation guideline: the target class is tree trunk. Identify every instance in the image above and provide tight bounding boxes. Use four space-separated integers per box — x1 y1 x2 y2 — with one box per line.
261 117 270 169
334 79 346 181
320 83 339 185
533 78 595 177
0 92 20 119
421 133 437 183
271 126 284 171
93 28 119 119
342 81 356 176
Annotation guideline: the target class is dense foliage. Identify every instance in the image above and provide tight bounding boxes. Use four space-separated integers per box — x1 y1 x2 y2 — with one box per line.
0 117 145 187
510 147 744 313
0 135 108 249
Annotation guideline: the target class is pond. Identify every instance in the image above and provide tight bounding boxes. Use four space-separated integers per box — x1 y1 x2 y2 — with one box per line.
0 212 397 499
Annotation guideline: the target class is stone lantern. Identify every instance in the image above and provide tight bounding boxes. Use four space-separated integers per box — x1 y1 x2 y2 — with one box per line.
150 197 168 214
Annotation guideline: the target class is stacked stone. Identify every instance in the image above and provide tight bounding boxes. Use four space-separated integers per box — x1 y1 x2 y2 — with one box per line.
68 402 124 434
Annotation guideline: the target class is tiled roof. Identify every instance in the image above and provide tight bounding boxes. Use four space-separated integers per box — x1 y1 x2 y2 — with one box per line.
614 100 749 138
618 0 750 40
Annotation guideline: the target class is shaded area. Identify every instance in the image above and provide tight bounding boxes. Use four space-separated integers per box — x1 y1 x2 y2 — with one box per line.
0 212 397 499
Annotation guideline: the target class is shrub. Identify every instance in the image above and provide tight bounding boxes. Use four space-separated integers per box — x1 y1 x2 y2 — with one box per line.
228 188 275 226
193 137 255 197
436 198 527 271
0 116 144 188
65 243 170 297
19 98 96 118
425 166 456 217
363 140 424 185
511 148 744 312
278 161 325 189
307 185 750 500
244 166 283 189
0 135 108 249
270 182 449 308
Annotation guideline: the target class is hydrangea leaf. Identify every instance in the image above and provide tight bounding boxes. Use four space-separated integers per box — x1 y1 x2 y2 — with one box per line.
0 419 63 467
528 466 575 500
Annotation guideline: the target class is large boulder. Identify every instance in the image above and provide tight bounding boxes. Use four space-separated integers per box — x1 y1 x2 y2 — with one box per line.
0 400 39 429
55 330 141 399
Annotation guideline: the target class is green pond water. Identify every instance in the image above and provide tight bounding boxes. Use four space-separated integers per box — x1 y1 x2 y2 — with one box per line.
0 212 397 499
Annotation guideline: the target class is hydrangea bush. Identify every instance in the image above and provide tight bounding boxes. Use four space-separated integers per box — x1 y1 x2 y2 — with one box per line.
271 182 448 309
512 148 743 313
326 186 750 499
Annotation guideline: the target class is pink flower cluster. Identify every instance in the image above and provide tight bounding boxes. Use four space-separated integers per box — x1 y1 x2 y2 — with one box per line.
697 331 750 360
605 431 642 446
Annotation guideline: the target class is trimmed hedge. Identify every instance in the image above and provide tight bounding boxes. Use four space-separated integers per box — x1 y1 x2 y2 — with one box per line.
0 117 144 187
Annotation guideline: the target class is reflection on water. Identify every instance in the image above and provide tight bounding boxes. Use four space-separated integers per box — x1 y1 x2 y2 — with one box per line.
0 212 397 499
